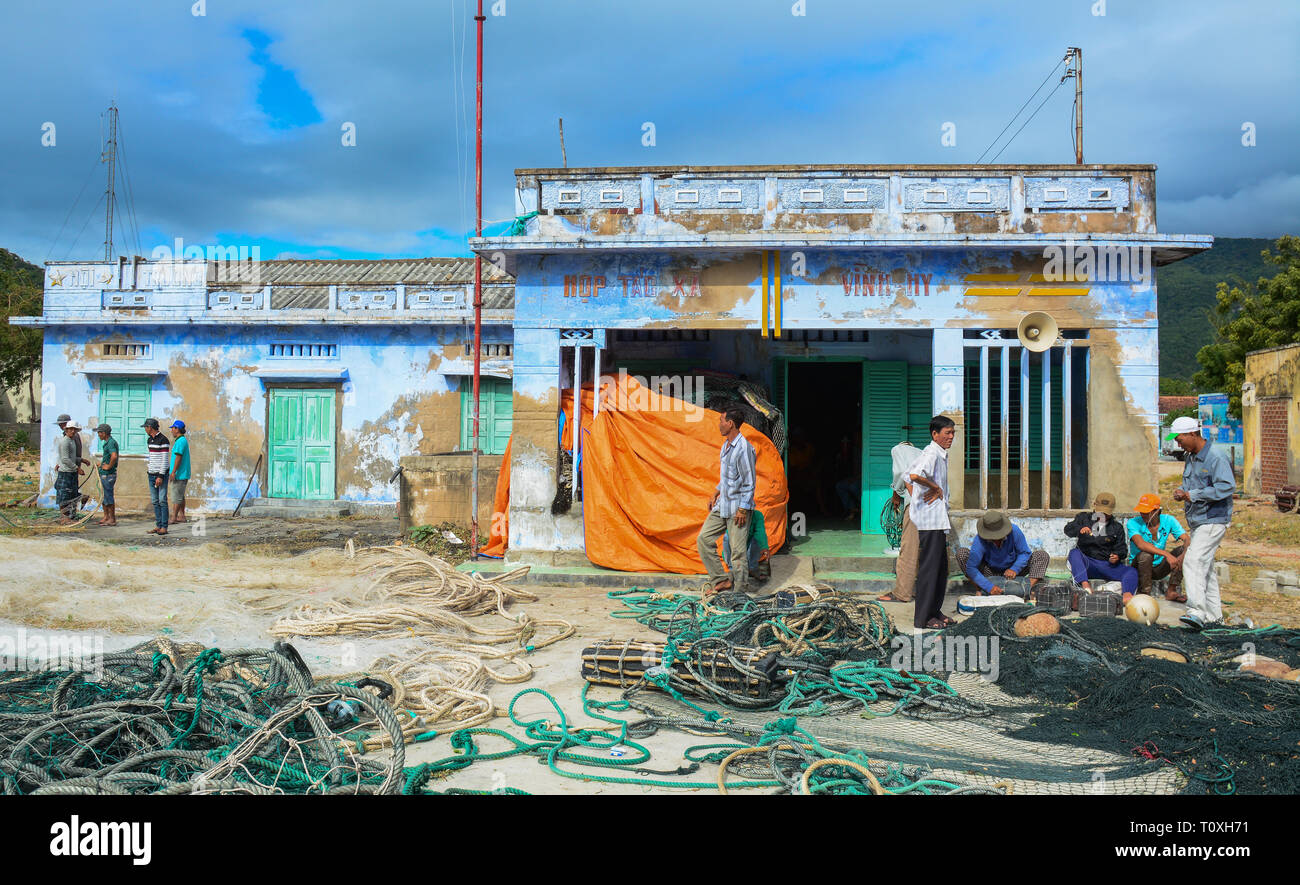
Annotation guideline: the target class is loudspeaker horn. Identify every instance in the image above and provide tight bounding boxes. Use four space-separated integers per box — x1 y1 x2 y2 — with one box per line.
1017 312 1059 352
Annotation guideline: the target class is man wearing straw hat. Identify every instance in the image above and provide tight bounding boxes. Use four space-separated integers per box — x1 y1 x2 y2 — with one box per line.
954 510 1049 596
54 419 85 524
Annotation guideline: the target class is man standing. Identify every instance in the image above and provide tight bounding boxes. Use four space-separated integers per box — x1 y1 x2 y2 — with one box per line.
55 419 84 524
697 406 757 596
54 413 91 508
1168 416 1235 629
94 423 119 527
954 511 1050 596
1126 493 1187 601
877 440 921 603
143 417 171 535
1063 492 1138 601
167 419 191 525
908 416 956 629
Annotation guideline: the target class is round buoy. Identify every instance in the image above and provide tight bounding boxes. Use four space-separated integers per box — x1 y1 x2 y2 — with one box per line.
1125 594 1160 626
1140 647 1188 663
1241 659 1293 679
1014 612 1060 638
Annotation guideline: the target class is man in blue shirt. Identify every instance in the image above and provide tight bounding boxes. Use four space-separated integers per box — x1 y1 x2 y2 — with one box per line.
1167 416 1235 629
167 419 192 526
955 510 1049 596
1126 492 1187 601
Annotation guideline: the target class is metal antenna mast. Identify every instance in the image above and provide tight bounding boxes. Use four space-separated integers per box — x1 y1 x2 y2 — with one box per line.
102 102 119 260
1064 47 1083 164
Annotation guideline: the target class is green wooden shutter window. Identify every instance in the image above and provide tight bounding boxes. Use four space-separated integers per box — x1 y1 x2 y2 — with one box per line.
462 377 512 456
862 361 908 535
99 377 151 455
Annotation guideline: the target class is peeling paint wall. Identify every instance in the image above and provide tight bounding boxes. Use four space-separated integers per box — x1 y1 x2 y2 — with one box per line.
38 324 512 511
1243 344 1300 494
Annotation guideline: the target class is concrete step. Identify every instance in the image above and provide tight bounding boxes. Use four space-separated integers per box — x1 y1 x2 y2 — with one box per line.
238 498 354 519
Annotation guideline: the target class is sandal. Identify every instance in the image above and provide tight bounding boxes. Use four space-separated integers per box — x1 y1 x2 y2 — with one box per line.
876 593 907 602
1165 589 1188 604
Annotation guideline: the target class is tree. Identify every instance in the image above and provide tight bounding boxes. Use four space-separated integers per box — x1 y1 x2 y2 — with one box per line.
1193 235 1300 415
0 249 43 421
1159 377 1196 396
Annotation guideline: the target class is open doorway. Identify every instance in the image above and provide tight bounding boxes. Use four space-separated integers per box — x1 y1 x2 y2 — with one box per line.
784 361 863 531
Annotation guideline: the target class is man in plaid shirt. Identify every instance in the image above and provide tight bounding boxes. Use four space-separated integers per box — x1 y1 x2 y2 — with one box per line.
697 406 757 595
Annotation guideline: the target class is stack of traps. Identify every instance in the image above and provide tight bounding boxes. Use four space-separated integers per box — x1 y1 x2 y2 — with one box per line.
580 638 774 699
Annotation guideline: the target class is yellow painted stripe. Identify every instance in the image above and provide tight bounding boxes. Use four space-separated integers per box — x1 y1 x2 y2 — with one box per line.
774 251 782 338
1028 288 1091 297
963 273 1022 282
1029 273 1090 283
760 250 769 338
965 287 1021 297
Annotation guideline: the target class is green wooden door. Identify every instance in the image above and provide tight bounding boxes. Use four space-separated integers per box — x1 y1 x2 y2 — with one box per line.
862 361 909 535
269 388 335 499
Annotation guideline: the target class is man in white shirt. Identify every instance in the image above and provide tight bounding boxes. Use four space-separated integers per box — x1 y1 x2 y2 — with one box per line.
878 441 922 603
908 416 957 629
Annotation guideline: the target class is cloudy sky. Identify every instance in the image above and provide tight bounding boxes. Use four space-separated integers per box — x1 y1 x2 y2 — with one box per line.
3 0 1297 263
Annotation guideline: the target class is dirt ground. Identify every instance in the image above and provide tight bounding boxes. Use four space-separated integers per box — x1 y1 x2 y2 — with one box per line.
1155 460 1300 626
1 455 1296 794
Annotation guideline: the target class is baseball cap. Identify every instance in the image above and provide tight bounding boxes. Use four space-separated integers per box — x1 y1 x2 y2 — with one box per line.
169 419 186 431
141 417 160 430
1092 491 1116 515
1136 493 1162 514
95 423 112 434
54 413 71 424
1165 416 1201 441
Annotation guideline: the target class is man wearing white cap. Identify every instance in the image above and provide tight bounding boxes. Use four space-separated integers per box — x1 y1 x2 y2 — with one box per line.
1168 415 1236 629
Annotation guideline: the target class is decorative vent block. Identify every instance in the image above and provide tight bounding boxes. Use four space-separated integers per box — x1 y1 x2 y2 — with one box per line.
102 343 151 358
270 343 338 359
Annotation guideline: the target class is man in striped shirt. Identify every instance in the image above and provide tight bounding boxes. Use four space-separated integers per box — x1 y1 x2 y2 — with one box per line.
142 417 171 535
697 406 757 595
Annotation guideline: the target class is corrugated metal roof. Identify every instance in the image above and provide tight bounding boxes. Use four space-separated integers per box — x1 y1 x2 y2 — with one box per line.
271 286 330 310
210 257 511 286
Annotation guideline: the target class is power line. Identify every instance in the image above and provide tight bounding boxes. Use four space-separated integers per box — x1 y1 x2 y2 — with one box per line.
975 56 1066 164
988 76 1069 164
44 148 103 262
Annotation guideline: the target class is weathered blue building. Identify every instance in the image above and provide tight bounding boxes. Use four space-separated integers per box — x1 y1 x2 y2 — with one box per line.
472 163 1212 559
17 258 514 515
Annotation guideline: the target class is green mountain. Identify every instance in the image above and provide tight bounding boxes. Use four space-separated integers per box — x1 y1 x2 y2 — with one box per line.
0 248 43 291
1156 237 1278 382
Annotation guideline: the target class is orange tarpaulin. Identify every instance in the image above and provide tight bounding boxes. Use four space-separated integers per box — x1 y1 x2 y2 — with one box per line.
481 374 788 573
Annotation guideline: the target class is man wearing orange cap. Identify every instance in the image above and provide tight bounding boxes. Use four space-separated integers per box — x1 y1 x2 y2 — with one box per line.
1126 493 1187 602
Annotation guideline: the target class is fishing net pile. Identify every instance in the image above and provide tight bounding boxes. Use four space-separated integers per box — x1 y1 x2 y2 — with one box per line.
588 585 986 721
0 639 406 795
269 545 574 748
699 373 786 453
944 605 1300 795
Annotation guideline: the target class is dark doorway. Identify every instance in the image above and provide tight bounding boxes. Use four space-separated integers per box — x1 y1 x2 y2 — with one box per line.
784 361 863 527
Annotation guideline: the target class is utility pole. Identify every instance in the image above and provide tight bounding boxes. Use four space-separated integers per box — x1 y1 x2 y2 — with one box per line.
1065 47 1083 164
102 103 119 261
559 117 567 168
470 0 485 559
